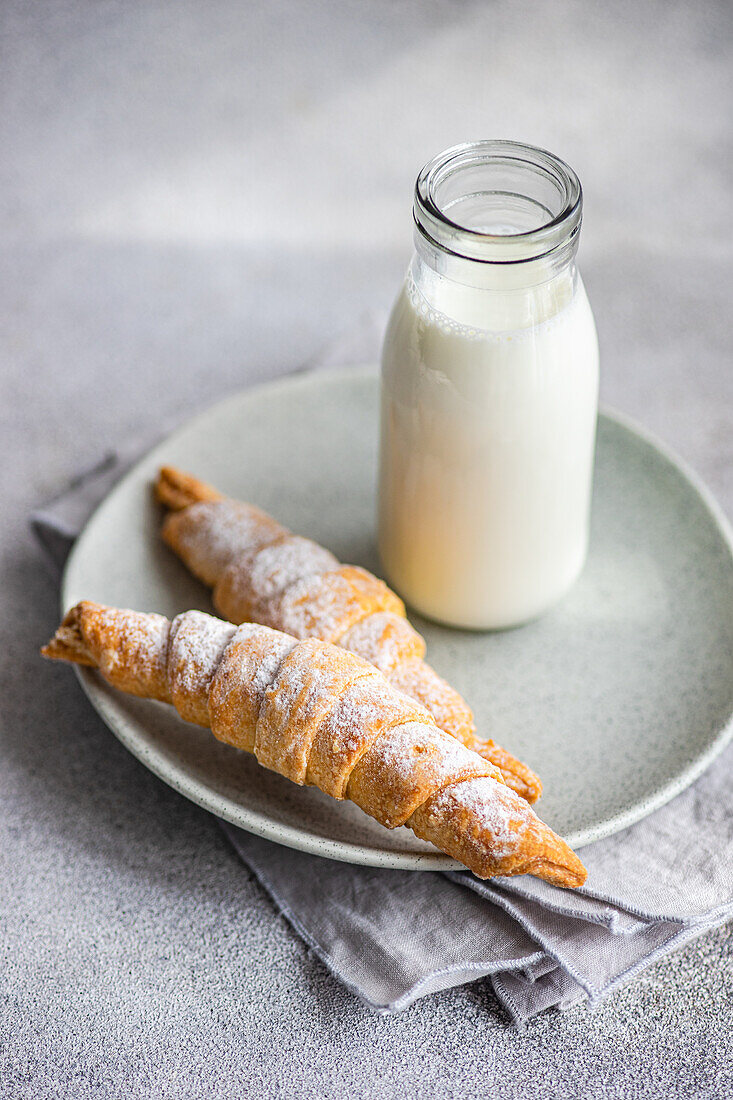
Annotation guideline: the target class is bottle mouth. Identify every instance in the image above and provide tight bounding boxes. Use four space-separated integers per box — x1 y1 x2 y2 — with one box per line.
414 140 582 265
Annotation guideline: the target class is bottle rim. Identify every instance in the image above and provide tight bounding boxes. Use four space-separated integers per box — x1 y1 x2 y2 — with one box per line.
413 140 583 265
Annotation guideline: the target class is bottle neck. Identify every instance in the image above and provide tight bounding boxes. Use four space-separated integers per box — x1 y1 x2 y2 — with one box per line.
410 238 579 333
410 140 584 331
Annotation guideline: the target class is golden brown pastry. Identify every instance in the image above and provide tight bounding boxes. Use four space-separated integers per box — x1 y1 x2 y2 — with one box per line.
155 466 542 803
43 602 585 887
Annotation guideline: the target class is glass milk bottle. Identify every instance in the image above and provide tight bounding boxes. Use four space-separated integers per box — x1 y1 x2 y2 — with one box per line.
378 141 599 629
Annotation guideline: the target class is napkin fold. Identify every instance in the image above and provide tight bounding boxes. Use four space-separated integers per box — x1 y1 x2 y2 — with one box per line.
32 319 733 1024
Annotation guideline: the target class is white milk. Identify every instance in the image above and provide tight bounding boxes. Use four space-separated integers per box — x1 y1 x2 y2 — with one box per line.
378 266 599 629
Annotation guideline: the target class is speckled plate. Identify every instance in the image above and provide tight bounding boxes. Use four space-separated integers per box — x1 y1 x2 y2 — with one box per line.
62 366 733 870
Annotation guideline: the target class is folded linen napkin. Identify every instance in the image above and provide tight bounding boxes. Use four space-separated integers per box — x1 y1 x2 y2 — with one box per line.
32 320 733 1024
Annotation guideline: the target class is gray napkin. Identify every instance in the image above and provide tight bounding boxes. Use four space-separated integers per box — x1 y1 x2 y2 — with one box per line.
32 321 733 1024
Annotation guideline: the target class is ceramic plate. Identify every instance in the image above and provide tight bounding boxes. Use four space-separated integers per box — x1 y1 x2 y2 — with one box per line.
62 366 733 870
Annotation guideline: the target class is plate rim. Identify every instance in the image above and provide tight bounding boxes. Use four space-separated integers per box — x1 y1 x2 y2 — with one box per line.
61 364 733 869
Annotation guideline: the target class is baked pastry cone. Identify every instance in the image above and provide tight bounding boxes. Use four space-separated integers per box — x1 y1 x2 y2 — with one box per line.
155 466 542 803
42 601 585 887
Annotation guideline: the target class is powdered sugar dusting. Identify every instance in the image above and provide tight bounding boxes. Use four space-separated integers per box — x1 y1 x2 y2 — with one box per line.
340 612 425 672
93 608 170 699
307 674 435 798
322 676 429 752
255 641 373 781
272 641 369 718
347 720 498 827
426 777 533 859
249 537 338 603
368 722 487 785
175 500 286 583
168 610 236 700
229 622 297 703
215 537 341 628
275 571 355 641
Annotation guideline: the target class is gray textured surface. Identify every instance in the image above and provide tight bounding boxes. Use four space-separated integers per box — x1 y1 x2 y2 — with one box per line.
2 0 732 1096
